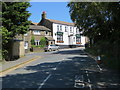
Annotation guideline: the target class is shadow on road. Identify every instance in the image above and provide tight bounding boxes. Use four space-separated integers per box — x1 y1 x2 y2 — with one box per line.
2 49 120 89
2 56 89 88
52 49 87 55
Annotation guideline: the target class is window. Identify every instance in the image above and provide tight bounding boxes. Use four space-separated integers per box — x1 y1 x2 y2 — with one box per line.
73 37 75 42
76 37 81 44
70 27 72 33
57 25 59 31
76 28 79 34
51 42 53 45
24 41 28 49
46 31 48 35
57 35 63 43
60 25 62 31
35 40 40 46
65 26 67 32
33 30 40 35
24 33 28 36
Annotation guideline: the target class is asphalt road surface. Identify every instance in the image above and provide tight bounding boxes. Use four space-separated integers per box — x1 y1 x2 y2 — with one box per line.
1 47 120 89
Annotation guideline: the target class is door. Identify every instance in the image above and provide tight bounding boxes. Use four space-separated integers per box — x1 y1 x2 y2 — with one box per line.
24 41 28 49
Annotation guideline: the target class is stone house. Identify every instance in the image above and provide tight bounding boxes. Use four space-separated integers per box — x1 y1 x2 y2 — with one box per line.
24 23 55 52
38 12 88 48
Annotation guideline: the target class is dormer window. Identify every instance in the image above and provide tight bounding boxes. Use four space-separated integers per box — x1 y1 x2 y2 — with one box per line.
33 30 40 35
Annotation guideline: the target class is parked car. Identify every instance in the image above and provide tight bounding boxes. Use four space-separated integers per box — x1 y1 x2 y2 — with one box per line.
44 45 60 52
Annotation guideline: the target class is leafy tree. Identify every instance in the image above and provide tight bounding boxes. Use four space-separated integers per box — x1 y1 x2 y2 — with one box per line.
31 35 35 46
2 2 31 60
67 2 120 69
40 37 46 47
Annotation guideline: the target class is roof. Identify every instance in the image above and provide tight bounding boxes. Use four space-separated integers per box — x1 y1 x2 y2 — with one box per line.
32 22 38 25
47 19 75 26
45 36 55 41
30 25 51 31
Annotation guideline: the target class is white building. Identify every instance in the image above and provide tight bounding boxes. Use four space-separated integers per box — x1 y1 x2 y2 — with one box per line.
38 12 88 48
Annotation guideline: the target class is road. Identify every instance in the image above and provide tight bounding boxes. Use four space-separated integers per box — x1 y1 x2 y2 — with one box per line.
1 47 120 89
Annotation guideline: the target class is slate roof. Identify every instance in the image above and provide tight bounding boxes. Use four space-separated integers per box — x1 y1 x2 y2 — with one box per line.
47 19 75 26
30 25 51 31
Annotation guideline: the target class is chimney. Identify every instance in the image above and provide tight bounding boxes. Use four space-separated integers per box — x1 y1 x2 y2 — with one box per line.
42 11 46 19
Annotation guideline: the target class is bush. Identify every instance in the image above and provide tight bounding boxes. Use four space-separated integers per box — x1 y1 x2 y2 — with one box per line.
40 37 46 47
31 35 35 45
85 40 120 71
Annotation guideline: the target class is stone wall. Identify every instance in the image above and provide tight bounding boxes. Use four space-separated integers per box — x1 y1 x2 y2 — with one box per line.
32 47 44 52
12 40 25 59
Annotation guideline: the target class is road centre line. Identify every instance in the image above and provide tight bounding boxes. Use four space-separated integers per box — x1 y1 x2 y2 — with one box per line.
53 59 64 70
37 58 64 89
37 74 51 90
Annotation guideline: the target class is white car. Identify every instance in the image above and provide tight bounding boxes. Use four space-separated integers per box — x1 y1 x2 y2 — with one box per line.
44 45 59 52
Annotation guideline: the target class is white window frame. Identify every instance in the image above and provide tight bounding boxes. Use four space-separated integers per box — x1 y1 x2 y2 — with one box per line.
65 26 67 32
35 40 40 46
57 25 59 31
70 27 72 33
24 33 28 36
33 30 40 35
60 25 62 31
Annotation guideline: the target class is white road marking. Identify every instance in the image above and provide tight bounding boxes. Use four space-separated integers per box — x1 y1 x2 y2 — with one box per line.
80 59 86 61
37 58 64 90
88 79 91 83
87 73 89 77
97 64 102 71
89 84 92 90
85 71 92 90
74 75 85 88
37 74 51 90
53 68 57 70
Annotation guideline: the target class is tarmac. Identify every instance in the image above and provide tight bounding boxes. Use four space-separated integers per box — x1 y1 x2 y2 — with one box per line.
0 48 83 77
0 52 41 77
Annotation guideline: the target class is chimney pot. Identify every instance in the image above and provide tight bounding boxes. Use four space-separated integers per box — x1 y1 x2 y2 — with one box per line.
42 11 46 19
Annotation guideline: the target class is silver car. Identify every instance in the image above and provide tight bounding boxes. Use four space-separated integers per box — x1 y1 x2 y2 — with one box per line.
44 45 59 52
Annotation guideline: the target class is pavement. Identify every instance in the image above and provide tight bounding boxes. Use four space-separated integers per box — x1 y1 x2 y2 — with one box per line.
0 52 41 77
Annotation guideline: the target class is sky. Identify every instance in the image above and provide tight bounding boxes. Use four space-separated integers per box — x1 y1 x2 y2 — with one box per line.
27 2 73 23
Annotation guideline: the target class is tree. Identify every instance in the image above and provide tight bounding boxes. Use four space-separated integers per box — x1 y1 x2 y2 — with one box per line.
67 2 120 69
40 37 46 47
31 35 35 46
1 2 31 60
67 2 120 46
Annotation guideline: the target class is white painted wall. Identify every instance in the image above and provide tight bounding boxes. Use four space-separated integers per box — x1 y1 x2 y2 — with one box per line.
81 36 86 46
52 23 86 46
